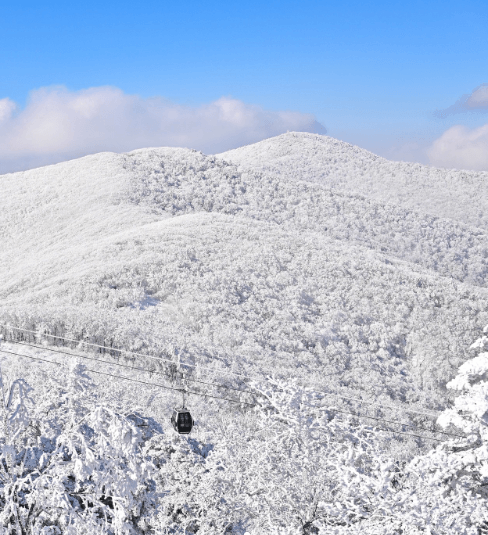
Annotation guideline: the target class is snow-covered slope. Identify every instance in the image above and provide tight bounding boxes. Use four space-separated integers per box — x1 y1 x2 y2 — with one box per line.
4 135 488 535
218 132 488 230
2 143 488 410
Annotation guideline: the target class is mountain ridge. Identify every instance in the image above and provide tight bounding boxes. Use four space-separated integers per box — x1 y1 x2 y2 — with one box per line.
217 131 488 230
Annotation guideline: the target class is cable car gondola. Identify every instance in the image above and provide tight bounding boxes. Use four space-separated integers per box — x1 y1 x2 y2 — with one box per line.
171 407 194 434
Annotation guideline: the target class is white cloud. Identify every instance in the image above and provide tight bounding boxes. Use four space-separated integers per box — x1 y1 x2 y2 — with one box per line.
427 123 488 171
0 98 16 122
434 83 488 118
0 86 326 173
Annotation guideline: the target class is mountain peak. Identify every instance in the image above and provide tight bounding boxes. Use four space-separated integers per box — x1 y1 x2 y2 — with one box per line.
217 132 488 229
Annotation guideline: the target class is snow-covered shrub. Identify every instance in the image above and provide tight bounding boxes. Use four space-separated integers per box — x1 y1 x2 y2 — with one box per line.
0 361 158 534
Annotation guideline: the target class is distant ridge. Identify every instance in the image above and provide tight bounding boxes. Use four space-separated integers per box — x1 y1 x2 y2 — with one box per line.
217 132 488 230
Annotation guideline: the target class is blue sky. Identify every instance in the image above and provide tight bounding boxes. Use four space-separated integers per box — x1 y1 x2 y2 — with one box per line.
1 0 487 171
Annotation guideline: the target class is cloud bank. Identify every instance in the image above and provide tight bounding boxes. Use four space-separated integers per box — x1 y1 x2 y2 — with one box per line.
427 123 488 171
0 86 326 173
424 83 488 171
434 84 488 118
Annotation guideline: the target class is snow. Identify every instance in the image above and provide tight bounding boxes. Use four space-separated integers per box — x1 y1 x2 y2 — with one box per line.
2 140 488 408
2 133 488 532
218 131 488 229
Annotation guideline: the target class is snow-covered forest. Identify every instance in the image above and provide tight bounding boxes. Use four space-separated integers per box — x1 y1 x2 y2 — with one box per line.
1 132 488 533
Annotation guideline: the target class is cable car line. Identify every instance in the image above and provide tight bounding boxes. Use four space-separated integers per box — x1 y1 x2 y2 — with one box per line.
7 336 463 440
327 407 446 443
0 347 255 406
10 335 441 421
314 404 466 440
2 342 446 444
259 397 463 440
8 339 256 397
0 326 441 417
1 326 377 391
0 347 467 443
0 324 444 421
0 324 251 380
315 389 439 419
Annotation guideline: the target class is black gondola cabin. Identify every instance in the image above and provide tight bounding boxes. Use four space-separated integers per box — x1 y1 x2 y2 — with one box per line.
171 407 194 434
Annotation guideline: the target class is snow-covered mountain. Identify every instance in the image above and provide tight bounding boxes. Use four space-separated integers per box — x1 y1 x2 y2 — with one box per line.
218 132 488 230
4 133 488 533
1 139 488 412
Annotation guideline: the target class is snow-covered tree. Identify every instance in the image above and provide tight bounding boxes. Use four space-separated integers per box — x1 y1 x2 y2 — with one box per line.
191 378 393 534
370 327 488 534
0 360 159 534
